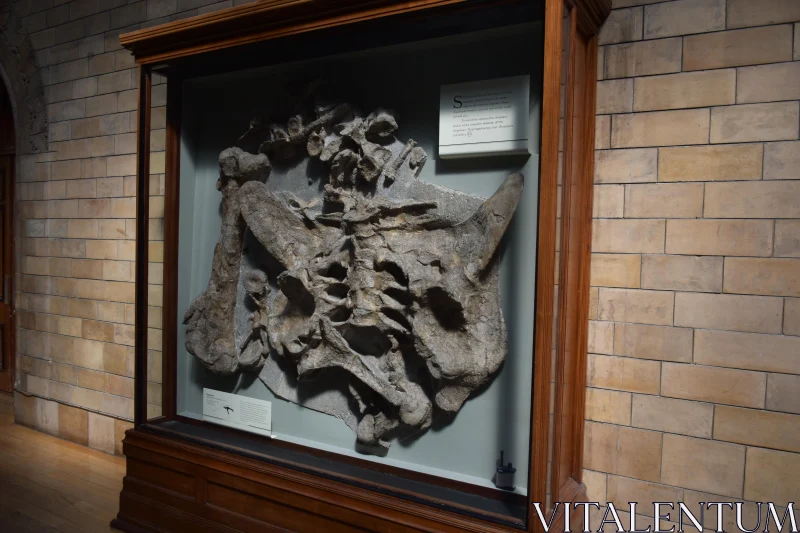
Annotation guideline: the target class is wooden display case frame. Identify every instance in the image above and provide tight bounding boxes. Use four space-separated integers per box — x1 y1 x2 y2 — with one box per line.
113 1 609 531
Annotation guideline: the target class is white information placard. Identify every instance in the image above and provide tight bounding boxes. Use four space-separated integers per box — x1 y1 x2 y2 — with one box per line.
203 388 272 437
439 75 530 159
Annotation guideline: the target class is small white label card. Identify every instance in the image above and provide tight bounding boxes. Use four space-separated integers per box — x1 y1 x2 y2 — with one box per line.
439 75 530 159
202 388 272 437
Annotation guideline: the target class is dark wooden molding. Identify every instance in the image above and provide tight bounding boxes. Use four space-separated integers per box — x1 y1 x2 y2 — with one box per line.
574 0 611 35
134 67 152 427
122 0 479 64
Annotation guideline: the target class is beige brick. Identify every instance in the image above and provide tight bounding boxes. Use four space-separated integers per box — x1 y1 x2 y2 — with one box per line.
593 185 624 218
586 388 631 425
727 0 800 29
596 79 632 114
631 394 712 438
594 148 657 184
593 219 664 253
590 253 640 288
612 109 709 148
715 406 800 453
767 373 800 414
104 260 132 282
613 323 692 362
605 37 682 79
666 220 773 257
595 116 610 149
724 258 800 298
738 62 800 105
583 469 607 504
76 367 109 393
598 7 643 45
103 344 129 376
710 102 799 144
634 69 734 112
67 219 97 239
86 93 117 117
588 354 661 394
65 178 96 199
589 287 599 319
85 240 117 260
88 411 115 454
107 155 136 177
72 259 102 280
694 329 800 375
98 219 127 240
684 25 793 71
588 320 614 355
70 117 102 139
641 255 722 293
705 181 800 218
111 198 135 219
617 427 661 483
599 288 673 326
624 183 703 218
57 403 88 446
658 144 763 182
584 421 619 473
682 491 770 533
764 141 800 180
662 434 745 498
644 0 724 39
677 292 783 334
81 320 115 343
82 157 106 179
661 362 766 408
606 476 683 517
786 298 800 336
744 447 800 504
108 281 135 303
796 23 800 61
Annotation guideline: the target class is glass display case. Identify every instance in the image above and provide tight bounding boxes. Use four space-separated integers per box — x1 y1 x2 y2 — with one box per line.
113 1 608 532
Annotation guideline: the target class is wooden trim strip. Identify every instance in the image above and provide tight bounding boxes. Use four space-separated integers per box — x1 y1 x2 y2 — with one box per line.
162 76 182 420
568 29 599 483
134 67 152 427
527 0 564 530
121 0 474 64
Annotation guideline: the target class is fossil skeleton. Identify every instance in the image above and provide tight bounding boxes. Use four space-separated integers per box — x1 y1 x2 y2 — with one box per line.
184 96 523 449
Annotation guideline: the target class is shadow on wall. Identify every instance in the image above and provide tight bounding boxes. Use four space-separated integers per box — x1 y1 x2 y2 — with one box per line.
0 2 48 156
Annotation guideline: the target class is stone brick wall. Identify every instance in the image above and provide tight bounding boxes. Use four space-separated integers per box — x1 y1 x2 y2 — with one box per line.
3 0 257 455
586 0 800 526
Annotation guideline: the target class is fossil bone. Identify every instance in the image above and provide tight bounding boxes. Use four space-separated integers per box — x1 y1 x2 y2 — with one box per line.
184 97 523 449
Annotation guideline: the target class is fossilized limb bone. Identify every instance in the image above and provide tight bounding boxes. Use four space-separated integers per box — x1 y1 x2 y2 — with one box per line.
183 148 272 374
239 181 323 270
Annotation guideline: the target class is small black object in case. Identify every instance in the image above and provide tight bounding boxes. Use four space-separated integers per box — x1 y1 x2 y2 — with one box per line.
494 451 516 491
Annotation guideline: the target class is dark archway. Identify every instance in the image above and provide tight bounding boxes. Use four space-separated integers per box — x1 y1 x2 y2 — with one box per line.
0 77 13 392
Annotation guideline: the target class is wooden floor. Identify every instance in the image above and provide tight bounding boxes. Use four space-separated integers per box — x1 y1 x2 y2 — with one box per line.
0 393 125 533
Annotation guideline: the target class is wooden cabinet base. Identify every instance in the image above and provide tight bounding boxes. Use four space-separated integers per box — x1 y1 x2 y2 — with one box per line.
111 426 586 533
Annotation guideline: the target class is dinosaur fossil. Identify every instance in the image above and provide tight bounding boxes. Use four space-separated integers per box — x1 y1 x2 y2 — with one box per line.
184 94 523 449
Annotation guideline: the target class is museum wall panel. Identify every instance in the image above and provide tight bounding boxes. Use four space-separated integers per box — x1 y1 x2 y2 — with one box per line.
585 0 800 525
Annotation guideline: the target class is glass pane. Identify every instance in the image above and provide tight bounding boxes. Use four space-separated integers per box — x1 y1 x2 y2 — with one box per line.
172 5 543 523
